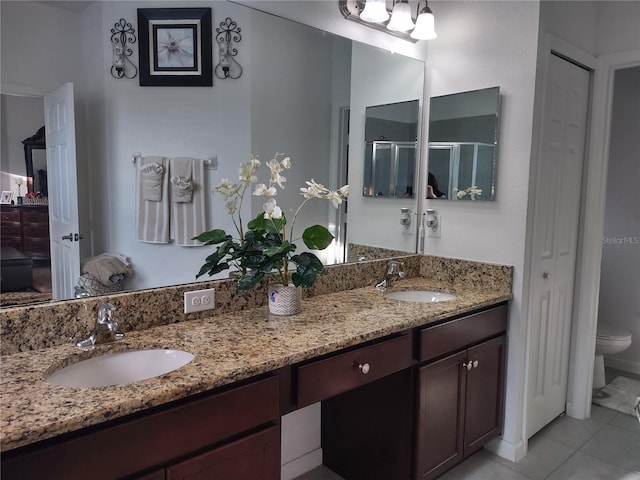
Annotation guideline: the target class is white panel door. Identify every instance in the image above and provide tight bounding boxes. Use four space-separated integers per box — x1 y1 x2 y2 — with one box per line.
526 54 591 438
44 83 80 300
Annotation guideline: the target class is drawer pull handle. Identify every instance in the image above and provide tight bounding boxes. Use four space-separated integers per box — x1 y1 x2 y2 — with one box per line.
473 360 479 369
357 362 370 375
462 361 473 371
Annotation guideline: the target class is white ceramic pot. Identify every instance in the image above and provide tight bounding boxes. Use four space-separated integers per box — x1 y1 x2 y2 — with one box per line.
268 284 302 316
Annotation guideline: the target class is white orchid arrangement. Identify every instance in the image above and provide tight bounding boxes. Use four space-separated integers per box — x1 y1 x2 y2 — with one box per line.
194 153 349 290
453 185 483 199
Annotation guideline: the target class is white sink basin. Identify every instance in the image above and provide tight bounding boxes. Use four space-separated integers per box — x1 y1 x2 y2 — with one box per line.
386 290 457 303
46 349 195 388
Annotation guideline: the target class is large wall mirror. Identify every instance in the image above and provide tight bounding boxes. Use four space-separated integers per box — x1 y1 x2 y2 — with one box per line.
363 100 419 198
0 1 424 308
427 86 500 201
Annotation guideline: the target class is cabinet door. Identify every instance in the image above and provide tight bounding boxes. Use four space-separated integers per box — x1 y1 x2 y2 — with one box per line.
166 425 280 480
464 335 506 455
415 351 466 480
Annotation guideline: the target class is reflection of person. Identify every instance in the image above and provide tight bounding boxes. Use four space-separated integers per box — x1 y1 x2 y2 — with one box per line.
427 172 446 199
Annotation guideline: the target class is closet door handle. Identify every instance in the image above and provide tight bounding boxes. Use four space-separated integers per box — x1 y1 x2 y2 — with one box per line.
61 233 73 241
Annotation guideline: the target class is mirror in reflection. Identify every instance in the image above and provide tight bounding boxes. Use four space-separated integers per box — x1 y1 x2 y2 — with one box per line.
427 86 500 201
22 126 47 196
363 100 419 198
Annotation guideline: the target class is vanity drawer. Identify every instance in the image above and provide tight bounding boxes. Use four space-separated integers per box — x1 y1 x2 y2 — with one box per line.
22 239 50 256
22 212 48 226
297 334 412 407
23 225 49 238
420 304 507 362
0 225 21 238
1 210 20 223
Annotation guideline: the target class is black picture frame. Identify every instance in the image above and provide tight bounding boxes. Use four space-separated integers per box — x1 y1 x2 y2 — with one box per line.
137 8 212 87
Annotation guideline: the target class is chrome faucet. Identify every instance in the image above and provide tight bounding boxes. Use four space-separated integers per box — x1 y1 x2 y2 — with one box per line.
77 303 124 347
375 260 405 291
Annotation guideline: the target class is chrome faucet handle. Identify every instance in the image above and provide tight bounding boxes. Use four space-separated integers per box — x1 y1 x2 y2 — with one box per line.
376 260 406 291
387 260 399 273
76 303 123 347
387 260 405 275
97 303 116 325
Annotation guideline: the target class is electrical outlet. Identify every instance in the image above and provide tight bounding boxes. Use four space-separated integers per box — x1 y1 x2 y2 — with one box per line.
427 215 441 238
184 288 215 313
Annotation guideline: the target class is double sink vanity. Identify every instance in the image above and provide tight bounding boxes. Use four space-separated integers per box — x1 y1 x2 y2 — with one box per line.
0 254 512 480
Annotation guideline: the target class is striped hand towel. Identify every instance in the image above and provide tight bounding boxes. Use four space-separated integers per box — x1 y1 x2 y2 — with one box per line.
136 156 170 243
170 157 207 246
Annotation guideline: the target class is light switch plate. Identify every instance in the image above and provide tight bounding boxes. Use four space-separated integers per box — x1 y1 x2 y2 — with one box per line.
184 288 215 313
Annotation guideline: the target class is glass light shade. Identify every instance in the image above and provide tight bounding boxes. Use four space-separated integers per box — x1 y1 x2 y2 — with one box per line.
387 1 415 32
410 11 437 39
359 0 389 23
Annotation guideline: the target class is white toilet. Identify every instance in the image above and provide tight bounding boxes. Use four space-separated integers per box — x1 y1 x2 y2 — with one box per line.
593 321 633 389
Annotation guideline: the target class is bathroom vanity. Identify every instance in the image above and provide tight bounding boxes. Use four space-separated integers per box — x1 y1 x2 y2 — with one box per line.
0 258 512 480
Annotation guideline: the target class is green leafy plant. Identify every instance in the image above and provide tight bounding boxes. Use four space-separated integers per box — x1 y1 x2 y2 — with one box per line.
194 154 349 290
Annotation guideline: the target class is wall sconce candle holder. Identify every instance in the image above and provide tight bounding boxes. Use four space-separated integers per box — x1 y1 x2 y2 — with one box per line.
110 18 137 79
215 17 243 79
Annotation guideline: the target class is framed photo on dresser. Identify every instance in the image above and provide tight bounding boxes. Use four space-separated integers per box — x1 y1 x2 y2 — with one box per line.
1 191 13 204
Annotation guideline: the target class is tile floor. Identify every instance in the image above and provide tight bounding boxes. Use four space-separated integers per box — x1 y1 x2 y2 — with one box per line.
296 371 640 480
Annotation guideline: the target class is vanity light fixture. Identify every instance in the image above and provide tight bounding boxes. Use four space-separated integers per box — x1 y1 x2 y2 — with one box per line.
411 0 437 39
359 0 389 23
338 0 437 42
215 17 243 79
387 0 415 32
110 18 137 79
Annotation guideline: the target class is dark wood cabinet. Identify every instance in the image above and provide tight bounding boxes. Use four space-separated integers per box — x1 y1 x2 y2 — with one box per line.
415 311 507 480
321 304 507 480
0 207 22 251
0 205 50 266
20 208 50 262
416 350 467 479
166 425 280 480
1 377 280 480
464 336 506 454
1 303 508 480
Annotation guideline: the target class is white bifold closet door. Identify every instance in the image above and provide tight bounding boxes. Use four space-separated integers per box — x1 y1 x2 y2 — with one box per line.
526 53 591 438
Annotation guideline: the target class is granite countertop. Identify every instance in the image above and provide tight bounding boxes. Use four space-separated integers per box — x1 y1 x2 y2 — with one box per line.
0 277 511 452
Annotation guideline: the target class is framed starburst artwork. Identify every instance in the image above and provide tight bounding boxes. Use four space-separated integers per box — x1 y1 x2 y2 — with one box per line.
138 8 212 86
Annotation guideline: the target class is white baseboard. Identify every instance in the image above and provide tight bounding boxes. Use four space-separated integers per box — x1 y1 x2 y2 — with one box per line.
485 437 527 462
604 357 640 375
281 448 323 480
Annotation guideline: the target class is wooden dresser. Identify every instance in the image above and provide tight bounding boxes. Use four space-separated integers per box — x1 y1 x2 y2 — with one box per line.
0 205 50 266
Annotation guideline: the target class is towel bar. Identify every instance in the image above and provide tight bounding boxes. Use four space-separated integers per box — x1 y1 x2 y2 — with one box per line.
131 154 217 169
